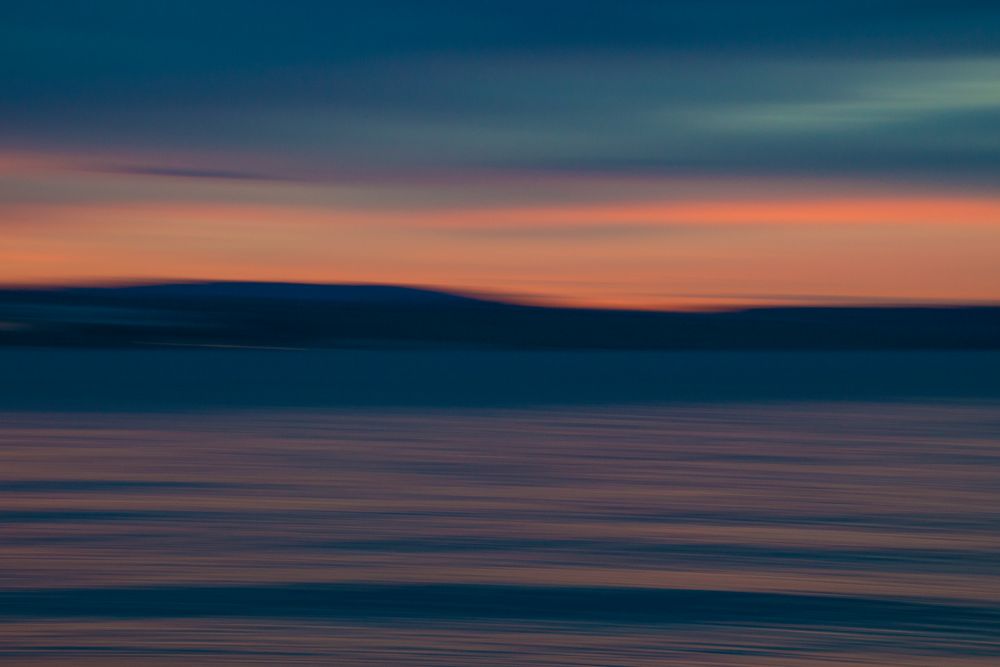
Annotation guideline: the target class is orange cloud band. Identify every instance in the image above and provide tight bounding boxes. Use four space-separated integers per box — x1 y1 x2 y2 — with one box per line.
6 196 1000 232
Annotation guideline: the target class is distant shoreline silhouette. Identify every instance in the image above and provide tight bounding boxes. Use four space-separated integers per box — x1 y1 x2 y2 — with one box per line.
1 281 997 350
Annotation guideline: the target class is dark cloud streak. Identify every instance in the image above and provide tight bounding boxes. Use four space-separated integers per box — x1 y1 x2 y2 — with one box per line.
104 166 283 182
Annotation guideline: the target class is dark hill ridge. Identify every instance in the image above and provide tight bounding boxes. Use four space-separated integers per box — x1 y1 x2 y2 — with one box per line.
62 281 503 307
0 281 998 350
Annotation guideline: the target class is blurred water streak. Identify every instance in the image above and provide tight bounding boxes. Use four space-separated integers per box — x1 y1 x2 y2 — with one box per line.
0 390 998 664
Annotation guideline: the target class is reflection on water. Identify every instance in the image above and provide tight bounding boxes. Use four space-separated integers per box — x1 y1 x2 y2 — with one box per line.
1 401 999 665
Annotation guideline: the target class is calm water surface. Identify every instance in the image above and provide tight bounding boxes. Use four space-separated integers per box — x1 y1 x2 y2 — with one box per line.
0 352 998 665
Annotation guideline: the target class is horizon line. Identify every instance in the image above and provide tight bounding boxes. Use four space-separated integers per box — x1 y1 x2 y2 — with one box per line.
1 278 998 313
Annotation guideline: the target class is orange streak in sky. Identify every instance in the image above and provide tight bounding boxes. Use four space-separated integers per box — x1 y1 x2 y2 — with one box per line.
8 195 999 232
426 197 1000 227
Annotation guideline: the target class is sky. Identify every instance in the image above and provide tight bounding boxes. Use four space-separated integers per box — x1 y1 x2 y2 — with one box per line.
2 1 999 309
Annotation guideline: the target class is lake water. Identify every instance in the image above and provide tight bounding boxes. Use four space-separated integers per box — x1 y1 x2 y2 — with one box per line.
0 350 998 665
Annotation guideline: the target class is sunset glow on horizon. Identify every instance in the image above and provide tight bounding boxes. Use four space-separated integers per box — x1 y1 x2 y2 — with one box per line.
1 153 998 309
